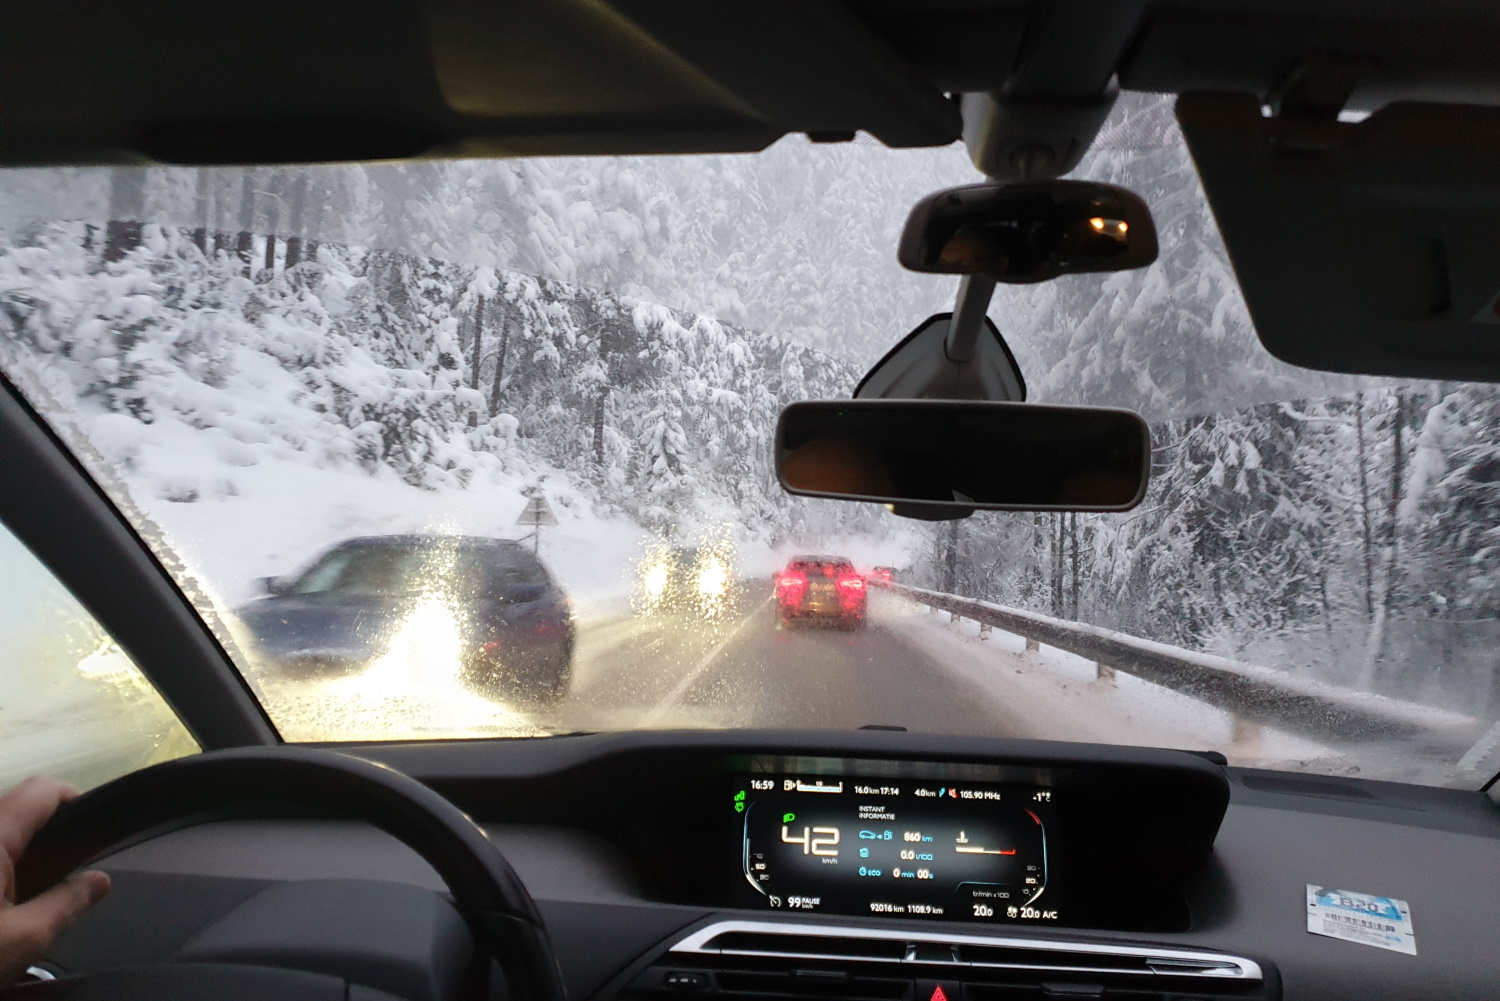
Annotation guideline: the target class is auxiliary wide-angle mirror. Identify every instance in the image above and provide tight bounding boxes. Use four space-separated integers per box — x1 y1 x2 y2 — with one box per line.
899 180 1158 284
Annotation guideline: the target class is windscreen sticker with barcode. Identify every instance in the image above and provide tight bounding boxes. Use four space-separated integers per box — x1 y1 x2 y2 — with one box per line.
1306 885 1416 955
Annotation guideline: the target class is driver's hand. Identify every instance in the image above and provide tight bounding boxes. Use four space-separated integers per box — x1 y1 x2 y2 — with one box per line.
0 778 111 985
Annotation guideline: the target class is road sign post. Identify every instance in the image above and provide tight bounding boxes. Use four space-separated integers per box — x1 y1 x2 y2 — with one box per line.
515 494 558 553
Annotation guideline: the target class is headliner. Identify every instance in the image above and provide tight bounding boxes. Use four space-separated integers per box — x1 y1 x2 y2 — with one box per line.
3 0 1498 167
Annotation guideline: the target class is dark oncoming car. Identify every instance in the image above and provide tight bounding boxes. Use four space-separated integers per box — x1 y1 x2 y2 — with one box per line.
774 554 867 629
237 535 574 703
635 545 734 618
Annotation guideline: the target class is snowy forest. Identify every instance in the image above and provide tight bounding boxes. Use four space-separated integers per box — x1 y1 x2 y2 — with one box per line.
3 92 1500 725
0 220 873 547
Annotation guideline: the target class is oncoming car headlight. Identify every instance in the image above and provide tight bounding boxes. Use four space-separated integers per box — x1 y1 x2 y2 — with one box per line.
643 562 669 598
697 558 728 597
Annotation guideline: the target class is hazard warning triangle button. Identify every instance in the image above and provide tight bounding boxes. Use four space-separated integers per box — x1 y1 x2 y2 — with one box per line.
916 980 961 1001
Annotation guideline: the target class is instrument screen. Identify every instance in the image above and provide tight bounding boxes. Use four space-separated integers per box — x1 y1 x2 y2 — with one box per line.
735 774 1059 922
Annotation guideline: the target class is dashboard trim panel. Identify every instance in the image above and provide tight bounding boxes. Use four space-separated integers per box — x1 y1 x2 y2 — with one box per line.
669 919 1263 981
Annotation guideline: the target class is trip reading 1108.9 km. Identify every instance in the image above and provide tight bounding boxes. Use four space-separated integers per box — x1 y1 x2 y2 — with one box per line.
736 776 1057 922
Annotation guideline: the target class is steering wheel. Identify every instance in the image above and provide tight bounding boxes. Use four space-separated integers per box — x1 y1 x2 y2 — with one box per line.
15 747 566 1001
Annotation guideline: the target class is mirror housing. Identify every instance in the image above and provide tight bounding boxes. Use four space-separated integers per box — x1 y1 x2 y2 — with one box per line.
776 400 1150 514
853 312 1025 402
898 181 1158 284
256 575 291 596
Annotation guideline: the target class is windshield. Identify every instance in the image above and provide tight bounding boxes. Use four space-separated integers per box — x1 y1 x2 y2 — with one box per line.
2 95 1494 785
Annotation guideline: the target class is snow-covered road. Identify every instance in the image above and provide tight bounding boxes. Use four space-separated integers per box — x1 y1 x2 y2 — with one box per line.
544 589 1328 762
9 584 1448 792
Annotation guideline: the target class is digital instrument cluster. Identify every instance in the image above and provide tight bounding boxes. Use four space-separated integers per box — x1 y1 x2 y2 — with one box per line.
736 774 1058 923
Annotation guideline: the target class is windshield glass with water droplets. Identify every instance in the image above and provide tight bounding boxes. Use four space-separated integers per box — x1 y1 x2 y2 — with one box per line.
2 95 1497 785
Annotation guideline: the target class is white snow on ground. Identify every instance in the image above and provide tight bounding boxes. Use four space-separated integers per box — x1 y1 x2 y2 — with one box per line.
137 442 649 614
873 591 1331 765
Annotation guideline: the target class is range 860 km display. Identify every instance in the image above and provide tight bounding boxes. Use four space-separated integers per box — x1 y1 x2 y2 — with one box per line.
736 775 1058 922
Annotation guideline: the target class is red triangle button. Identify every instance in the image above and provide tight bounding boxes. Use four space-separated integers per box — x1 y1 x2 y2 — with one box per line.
930 986 949 1001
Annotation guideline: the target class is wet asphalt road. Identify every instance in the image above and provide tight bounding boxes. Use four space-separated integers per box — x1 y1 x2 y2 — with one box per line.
550 585 1032 737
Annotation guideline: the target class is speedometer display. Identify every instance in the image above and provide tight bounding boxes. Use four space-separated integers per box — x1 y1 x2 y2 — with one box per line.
736 775 1058 922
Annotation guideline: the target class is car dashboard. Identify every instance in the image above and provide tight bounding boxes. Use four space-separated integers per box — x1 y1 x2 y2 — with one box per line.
42 731 1500 1001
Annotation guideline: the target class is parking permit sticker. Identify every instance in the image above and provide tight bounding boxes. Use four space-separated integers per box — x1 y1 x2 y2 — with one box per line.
1306 886 1416 955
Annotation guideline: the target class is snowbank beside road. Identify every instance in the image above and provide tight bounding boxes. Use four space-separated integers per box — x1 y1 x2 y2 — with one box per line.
874 592 1331 764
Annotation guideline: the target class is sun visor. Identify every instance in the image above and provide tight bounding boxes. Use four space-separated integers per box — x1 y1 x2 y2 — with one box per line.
1177 92 1500 383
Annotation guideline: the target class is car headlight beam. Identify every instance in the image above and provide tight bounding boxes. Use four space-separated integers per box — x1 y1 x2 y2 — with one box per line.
643 562 669 598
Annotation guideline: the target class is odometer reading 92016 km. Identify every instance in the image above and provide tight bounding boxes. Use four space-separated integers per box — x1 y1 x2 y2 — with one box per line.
737 776 1057 922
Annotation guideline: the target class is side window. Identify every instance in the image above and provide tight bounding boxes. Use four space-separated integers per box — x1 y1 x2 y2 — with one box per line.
488 549 552 587
0 520 197 793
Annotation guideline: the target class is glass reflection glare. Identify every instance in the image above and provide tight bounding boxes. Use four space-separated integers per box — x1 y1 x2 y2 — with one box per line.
254 538 550 743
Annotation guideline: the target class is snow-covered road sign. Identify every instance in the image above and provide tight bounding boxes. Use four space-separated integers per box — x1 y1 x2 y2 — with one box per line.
516 495 558 527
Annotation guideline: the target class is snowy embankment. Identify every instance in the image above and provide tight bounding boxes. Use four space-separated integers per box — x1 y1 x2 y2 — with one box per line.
2 228 763 621
22 330 654 622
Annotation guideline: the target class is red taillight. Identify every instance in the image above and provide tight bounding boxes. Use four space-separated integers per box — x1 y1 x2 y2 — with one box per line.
837 575 864 591
777 570 807 605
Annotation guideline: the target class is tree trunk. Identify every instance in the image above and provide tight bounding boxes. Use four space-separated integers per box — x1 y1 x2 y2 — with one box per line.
488 318 511 417
593 388 609 466
1362 390 1408 689
211 171 230 255
466 296 487 427
1355 392 1374 618
260 174 278 277
467 296 486 392
1050 515 1064 616
104 167 147 262
283 173 308 268
1318 565 1332 636
261 173 281 277
191 168 210 253
943 519 959 593
1069 512 1080 619
234 169 256 276
1032 512 1044 605
1378 390 1407 672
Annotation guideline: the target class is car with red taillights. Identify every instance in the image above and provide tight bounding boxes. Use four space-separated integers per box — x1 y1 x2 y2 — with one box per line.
774 555 867 629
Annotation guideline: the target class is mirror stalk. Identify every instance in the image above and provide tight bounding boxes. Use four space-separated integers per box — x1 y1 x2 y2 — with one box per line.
945 275 996 363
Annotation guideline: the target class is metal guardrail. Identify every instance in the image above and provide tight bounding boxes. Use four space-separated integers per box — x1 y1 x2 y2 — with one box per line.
874 580 1476 745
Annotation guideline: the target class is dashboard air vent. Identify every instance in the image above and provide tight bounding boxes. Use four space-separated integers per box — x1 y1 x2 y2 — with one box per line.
710 932 909 962
614 921 1272 1001
672 922 1262 982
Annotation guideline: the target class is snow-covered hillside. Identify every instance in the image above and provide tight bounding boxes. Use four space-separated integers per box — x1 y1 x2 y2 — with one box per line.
0 224 921 624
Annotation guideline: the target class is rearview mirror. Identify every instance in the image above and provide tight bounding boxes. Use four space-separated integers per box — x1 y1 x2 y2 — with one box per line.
776 400 1149 513
898 181 1158 284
